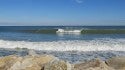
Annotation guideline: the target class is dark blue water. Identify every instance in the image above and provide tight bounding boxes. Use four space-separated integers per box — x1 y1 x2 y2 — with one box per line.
0 26 125 31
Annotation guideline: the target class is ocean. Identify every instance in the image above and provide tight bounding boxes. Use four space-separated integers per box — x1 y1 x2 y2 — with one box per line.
0 26 125 63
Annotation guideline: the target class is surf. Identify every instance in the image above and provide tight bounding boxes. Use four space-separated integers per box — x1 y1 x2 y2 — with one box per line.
0 38 125 51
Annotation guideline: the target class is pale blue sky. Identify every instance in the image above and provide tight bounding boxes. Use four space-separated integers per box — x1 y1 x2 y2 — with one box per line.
0 0 125 26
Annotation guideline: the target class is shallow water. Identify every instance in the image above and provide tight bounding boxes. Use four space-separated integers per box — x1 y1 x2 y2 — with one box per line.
1 48 125 63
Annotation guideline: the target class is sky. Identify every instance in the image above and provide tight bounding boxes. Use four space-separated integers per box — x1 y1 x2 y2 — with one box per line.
0 0 125 26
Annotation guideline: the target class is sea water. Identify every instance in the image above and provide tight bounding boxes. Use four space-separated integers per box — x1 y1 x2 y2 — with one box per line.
0 26 125 63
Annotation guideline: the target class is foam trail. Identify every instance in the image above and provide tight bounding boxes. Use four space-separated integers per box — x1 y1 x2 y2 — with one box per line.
0 38 125 51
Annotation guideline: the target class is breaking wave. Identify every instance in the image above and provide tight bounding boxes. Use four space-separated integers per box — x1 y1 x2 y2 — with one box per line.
56 29 82 34
20 29 125 34
0 38 125 51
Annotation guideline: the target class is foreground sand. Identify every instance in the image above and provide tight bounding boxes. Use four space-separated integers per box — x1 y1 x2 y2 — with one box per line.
0 50 125 70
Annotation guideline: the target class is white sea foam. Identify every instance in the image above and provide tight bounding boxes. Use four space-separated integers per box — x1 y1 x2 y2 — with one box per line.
0 38 125 51
56 29 81 34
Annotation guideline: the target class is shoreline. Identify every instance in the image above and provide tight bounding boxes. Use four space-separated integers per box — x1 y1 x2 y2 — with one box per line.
1 48 125 63
0 49 125 70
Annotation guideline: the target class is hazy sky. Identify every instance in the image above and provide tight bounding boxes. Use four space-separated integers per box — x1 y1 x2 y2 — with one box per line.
0 0 125 26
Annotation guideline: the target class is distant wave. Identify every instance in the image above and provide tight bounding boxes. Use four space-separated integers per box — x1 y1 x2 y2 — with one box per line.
0 38 125 51
56 29 82 34
19 29 125 34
